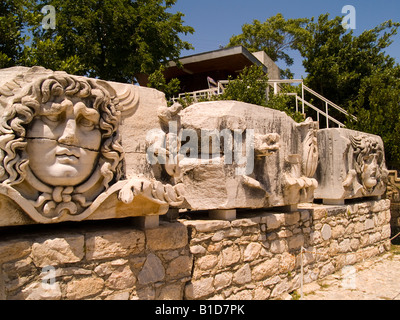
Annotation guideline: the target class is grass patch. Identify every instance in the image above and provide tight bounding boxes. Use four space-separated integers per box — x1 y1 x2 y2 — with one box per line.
317 282 330 289
390 245 400 255
290 290 301 300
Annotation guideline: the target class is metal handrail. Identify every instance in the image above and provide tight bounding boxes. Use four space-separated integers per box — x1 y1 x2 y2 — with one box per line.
267 79 357 128
296 96 345 128
171 78 356 128
302 84 357 121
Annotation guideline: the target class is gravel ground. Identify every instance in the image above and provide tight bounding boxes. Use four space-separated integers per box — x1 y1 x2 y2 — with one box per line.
301 245 400 300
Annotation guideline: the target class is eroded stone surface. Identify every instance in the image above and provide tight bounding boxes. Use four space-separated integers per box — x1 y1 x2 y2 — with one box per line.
315 128 388 201
0 66 184 226
86 229 145 260
166 101 319 210
0 199 391 300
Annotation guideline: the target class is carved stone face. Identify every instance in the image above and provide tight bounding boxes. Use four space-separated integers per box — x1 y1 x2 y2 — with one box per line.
26 95 102 186
350 135 386 193
361 153 379 189
0 71 127 222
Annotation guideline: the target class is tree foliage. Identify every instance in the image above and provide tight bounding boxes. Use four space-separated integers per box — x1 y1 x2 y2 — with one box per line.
175 65 303 121
227 13 308 67
0 0 33 68
220 65 269 106
147 65 180 101
347 65 400 169
295 14 400 113
295 13 400 168
0 0 194 82
220 65 303 122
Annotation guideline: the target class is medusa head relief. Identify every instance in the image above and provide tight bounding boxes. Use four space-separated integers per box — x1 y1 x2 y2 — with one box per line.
343 135 388 196
0 73 125 222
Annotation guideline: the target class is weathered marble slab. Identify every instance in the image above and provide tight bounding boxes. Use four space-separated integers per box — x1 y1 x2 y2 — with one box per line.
155 100 319 210
0 67 389 226
314 128 388 203
0 67 183 226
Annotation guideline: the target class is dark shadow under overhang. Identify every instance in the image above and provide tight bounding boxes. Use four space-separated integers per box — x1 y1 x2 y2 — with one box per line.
164 46 268 80
137 46 267 87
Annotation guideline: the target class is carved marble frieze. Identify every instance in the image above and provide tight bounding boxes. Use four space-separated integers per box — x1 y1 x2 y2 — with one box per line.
147 100 319 210
0 67 389 226
0 67 183 225
314 128 388 202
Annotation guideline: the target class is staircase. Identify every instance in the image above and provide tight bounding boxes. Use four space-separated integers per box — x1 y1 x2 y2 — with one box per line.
171 79 357 128
267 79 357 128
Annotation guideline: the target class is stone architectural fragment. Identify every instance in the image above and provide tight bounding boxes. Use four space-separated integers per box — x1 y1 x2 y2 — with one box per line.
315 128 388 203
158 100 319 210
0 199 391 300
0 66 389 226
0 66 184 226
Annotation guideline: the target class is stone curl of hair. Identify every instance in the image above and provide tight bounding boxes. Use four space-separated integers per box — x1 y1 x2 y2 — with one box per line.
0 74 124 189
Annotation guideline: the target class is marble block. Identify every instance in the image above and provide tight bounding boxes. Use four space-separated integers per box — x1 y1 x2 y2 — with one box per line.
0 66 183 226
156 100 319 211
314 128 388 202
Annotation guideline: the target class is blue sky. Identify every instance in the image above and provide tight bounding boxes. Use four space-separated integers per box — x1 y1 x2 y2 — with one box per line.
170 0 400 78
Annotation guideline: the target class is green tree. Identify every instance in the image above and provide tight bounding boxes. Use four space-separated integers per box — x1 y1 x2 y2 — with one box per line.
21 37 84 74
32 0 194 82
147 65 180 101
220 65 269 106
175 65 302 121
0 0 34 68
347 65 400 169
295 14 400 168
295 14 399 118
2 0 194 82
227 13 308 67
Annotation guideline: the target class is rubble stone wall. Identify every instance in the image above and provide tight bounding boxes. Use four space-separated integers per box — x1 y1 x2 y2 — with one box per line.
390 203 400 238
0 199 391 300
385 170 400 239
0 222 192 300
183 199 391 300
